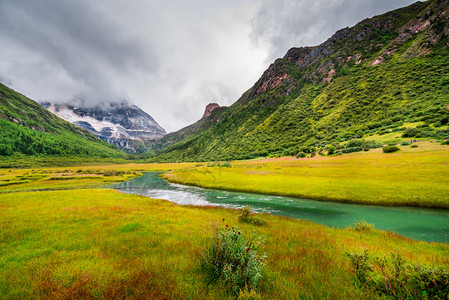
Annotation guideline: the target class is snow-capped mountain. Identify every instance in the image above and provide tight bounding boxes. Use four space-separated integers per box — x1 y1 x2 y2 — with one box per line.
41 101 166 153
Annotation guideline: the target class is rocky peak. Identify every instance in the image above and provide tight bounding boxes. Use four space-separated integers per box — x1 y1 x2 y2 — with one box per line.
246 0 448 103
41 101 166 153
202 103 220 119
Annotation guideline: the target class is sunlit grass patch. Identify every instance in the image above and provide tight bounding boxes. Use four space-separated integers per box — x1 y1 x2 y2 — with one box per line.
163 142 449 208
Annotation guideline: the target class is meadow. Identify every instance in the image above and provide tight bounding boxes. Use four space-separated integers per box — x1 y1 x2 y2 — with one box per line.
1 146 449 298
162 141 449 209
1 188 448 299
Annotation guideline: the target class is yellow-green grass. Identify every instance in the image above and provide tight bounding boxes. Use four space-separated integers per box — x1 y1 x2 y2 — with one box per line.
0 162 202 193
1 189 448 299
163 142 449 208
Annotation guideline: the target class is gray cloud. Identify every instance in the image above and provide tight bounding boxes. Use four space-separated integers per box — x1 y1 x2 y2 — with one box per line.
252 0 417 61
0 0 416 132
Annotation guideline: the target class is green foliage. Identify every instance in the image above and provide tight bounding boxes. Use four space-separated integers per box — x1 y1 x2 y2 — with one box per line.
296 151 306 158
346 251 449 299
352 220 374 232
326 145 336 155
383 145 400 153
345 250 372 283
238 206 266 227
402 127 422 138
200 224 266 295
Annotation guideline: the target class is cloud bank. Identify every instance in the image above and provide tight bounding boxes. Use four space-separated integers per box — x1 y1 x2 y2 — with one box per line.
0 0 415 132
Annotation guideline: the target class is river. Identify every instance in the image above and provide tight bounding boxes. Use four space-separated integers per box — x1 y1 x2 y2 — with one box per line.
113 172 449 243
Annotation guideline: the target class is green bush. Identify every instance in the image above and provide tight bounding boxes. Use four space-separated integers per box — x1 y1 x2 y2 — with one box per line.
239 206 266 226
352 220 374 232
345 251 449 298
345 250 372 283
325 146 336 155
402 128 421 138
383 145 400 153
296 151 306 158
200 224 266 295
401 141 411 146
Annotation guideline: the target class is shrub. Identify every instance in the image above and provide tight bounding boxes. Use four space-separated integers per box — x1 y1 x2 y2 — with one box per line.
200 224 266 295
103 169 118 176
411 144 419 148
383 146 400 153
325 146 336 155
345 250 372 283
346 139 364 148
402 128 421 138
345 251 449 298
401 141 411 146
296 151 306 158
352 220 374 232
239 206 266 226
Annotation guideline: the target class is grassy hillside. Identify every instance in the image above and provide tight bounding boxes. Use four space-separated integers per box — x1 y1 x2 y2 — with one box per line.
151 0 449 162
0 83 128 160
0 165 448 298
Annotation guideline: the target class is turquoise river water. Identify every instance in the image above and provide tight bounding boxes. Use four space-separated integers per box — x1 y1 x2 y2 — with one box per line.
114 172 449 243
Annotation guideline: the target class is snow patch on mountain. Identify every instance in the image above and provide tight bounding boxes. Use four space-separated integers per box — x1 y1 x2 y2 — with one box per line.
41 101 166 152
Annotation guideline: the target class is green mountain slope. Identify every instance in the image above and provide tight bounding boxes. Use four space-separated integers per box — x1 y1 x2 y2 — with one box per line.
0 83 127 159
152 0 449 162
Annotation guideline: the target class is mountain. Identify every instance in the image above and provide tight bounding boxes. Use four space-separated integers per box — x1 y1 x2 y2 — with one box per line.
151 0 449 162
0 83 127 158
41 101 166 153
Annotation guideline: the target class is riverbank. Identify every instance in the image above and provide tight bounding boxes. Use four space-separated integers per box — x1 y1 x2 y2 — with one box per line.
162 142 449 209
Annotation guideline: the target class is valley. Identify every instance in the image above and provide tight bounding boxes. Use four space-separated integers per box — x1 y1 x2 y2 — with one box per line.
1 0 449 298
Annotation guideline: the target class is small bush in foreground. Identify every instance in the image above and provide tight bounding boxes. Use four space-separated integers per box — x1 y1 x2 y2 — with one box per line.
383 145 400 153
239 206 266 226
345 250 372 283
200 224 266 295
352 220 374 232
345 251 449 298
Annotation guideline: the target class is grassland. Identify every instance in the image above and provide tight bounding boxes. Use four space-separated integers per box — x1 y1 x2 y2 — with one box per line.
0 162 200 193
162 141 449 209
1 148 448 298
1 187 448 299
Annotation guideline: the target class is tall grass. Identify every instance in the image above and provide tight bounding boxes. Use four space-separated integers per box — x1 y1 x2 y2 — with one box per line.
0 188 447 298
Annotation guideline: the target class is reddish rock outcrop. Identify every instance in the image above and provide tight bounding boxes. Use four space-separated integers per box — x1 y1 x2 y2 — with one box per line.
202 103 220 119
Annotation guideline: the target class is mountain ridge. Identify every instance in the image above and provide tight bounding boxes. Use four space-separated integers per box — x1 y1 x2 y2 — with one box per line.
0 82 128 158
150 0 449 162
41 101 166 153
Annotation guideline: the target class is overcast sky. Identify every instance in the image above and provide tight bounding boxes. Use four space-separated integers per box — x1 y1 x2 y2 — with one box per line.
0 0 416 132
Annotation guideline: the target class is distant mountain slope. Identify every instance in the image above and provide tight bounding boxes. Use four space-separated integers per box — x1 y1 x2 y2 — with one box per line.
151 0 449 162
41 101 166 153
0 83 127 158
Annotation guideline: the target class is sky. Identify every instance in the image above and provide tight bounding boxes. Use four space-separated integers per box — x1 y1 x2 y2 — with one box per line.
0 0 416 133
